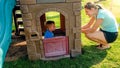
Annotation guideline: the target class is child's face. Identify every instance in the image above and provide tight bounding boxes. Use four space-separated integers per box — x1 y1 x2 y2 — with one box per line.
49 24 55 31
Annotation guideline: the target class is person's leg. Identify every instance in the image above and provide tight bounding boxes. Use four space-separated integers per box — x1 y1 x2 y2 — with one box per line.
85 31 109 47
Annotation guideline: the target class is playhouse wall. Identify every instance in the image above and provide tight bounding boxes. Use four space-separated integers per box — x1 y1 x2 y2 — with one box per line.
20 0 80 4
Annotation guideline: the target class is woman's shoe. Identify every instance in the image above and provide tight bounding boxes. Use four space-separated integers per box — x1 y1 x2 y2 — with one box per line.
97 45 111 50
95 44 102 47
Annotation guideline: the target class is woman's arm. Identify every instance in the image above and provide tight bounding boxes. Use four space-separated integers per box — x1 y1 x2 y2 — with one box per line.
81 17 95 29
91 18 103 31
82 18 103 34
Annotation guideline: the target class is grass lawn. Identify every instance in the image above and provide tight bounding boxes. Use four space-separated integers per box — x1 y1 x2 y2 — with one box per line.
6 0 120 68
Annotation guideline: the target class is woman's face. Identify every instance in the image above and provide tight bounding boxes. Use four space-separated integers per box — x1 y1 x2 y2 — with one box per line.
85 8 95 17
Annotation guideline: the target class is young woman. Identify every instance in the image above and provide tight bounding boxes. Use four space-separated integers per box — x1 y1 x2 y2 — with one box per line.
81 2 118 50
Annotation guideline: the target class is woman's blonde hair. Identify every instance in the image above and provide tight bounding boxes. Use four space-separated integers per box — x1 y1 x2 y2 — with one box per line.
84 2 102 10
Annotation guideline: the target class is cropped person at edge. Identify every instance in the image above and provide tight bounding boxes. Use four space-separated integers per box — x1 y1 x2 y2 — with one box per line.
81 2 118 50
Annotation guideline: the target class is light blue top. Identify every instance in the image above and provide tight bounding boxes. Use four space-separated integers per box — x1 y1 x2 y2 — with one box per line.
44 29 54 38
97 9 118 32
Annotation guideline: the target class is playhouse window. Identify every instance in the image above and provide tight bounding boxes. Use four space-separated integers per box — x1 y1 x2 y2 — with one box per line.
40 11 66 36
45 11 60 29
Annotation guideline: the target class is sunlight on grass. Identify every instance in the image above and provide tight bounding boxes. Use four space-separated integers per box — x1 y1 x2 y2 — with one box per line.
12 17 15 31
46 11 60 28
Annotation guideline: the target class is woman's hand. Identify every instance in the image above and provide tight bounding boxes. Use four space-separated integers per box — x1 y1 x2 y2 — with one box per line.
82 18 103 34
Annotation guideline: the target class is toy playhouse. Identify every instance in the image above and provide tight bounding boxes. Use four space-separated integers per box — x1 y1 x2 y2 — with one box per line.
19 0 82 60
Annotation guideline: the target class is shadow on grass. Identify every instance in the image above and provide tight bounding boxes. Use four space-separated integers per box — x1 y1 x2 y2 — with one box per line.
78 45 108 68
4 45 107 68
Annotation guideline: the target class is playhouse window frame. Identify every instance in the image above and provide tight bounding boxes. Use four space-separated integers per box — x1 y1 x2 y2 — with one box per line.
40 11 66 36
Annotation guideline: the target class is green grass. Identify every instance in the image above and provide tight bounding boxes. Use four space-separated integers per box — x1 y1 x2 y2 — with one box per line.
6 0 120 68
12 22 15 31
12 17 15 31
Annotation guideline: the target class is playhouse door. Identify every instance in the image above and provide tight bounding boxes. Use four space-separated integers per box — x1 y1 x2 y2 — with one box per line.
43 36 69 57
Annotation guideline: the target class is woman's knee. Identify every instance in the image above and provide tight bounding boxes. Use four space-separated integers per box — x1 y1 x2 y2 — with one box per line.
85 33 93 39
